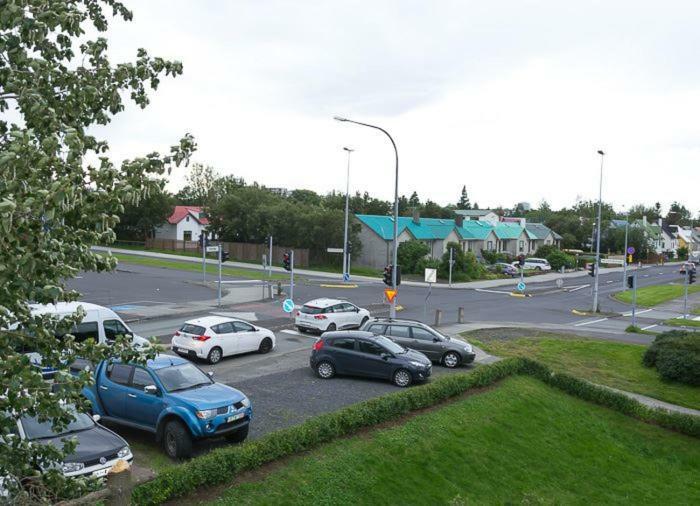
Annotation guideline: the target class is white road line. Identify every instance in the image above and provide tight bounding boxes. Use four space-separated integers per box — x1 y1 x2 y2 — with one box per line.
622 308 653 317
475 288 513 294
641 324 658 331
606 280 612 284
281 329 305 337
643 274 649 277
567 284 589 292
574 317 609 327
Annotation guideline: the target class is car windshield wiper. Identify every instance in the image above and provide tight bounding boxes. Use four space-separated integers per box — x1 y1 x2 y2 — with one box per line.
170 382 210 392
31 426 91 440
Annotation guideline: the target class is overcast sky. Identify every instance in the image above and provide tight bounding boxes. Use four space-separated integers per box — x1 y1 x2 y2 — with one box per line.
98 1 700 215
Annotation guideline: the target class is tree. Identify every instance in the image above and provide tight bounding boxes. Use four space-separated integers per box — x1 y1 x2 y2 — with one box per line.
457 186 471 210
0 1 195 501
175 163 219 204
115 183 175 240
408 191 421 208
666 202 691 226
397 240 430 274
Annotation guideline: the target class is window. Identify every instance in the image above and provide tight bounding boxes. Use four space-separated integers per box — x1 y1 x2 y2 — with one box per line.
366 324 386 334
131 368 154 389
104 319 130 341
212 322 235 334
155 363 212 392
519 241 524 252
330 338 355 350
180 324 206 336
62 322 99 343
323 306 335 314
233 321 255 332
69 358 94 374
183 230 192 241
386 325 410 338
358 340 384 356
186 216 190 222
411 327 437 342
331 304 346 313
487 240 493 251
106 363 133 385
341 303 356 312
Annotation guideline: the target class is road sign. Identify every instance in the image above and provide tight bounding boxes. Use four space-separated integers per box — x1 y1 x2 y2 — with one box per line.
517 281 526 291
424 268 437 283
627 254 633 263
206 246 219 253
555 278 564 288
627 246 635 255
326 247 344 253
282 298 295 313
601 258 624 265
384 289 397 303
343 272 350 282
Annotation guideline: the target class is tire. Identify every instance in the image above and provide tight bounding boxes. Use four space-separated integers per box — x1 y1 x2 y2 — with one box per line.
316 361 335 379
207 347 223 365
225 424 249 443
258 337 273 354
535 266 542 271
442 351 461 369
326 323 337 332
359 316 369 329
163 420 193 459
297 326 307 333
393 368 412 387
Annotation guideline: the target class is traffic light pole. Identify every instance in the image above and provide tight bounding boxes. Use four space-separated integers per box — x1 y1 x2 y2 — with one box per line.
592 151 605 313
290 249 295 302
631 271 637 328
217 244 222 307
683 269 689 319
622 219 628 291
202 236 206 283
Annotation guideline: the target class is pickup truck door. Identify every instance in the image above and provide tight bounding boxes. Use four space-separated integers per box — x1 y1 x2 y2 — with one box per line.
99 363 133 418
122 367 163 427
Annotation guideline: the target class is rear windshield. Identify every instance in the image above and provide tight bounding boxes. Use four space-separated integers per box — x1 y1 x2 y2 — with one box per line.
300 305 323 314
180 324 206 335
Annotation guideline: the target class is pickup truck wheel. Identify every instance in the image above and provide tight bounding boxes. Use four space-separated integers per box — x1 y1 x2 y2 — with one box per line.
163 420 192 459
207 347 223 364
225 424 249 443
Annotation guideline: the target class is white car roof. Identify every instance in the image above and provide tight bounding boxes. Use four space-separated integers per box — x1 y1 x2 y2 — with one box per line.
184 315 245 328
302 298 347 308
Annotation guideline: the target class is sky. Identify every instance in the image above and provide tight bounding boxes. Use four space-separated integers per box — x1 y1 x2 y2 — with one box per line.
97 0 700 215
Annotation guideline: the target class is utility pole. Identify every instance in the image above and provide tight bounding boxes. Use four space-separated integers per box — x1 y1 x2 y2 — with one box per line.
342 147 353 282
268 235 273 277
290 249 295 302
683 269 689 319
592 150 605 313
622 216 629 291
217 244 222 307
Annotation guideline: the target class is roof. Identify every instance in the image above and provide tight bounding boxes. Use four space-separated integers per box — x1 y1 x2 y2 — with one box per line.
167 206 209 225
610 219 628 228
184 315 245 328
147 354 189 370
455 221 494 240
494 222 525 240
29 302 108 315
302 298 348 308
525 223 553 240
454 209 495 217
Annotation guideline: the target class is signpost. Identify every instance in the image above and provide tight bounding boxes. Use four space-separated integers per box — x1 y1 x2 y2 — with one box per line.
631 271 638 328
517 281 526 292
683 269 690 319
384 289 397 304
448 248 454 287
555 278 564 289
217 245 222 307
206 246 219 253
290 250 295 302
326 247 351 281
282 298 295 313
424 268 437 321
601 258 624 265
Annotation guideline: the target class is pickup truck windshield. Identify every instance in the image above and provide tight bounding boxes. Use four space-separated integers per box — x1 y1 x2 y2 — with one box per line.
155 363 212 392
22 407 94 440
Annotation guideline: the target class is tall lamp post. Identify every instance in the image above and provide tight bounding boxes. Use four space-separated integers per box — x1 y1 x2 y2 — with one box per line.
335 116 400 318
622 207 629 291
592 149 605 313
342 147 354 281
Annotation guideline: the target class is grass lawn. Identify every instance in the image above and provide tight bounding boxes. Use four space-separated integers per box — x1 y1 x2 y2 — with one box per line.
614 283 700 306
665 318 700 328
464 329 700 410
207 376 700 505
110 253 290 281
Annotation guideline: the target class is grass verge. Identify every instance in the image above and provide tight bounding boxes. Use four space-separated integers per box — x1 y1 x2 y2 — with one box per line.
465 329 700 410
665 318 700 328
625 324 658 335
614 284 700 306
206 376 699 505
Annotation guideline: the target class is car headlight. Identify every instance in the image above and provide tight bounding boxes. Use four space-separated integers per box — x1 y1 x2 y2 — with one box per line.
117 446 131 459
410 360 426 368
196 409 217 420
464 344 473 353
61 462 85 474
240 397 251 408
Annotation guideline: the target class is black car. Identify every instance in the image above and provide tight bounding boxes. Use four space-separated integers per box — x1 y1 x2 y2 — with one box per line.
310 331 432 387
15 406 133 479
360 318 476 368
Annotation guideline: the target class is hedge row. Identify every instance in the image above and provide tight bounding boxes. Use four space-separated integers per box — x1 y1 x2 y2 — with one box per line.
132 358 700 505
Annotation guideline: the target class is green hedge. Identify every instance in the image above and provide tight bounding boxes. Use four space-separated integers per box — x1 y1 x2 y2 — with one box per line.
132 358 700 505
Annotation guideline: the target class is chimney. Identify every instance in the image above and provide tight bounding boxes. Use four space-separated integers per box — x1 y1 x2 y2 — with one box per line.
642 216 647 226
455 215 464 227
412 208 420 224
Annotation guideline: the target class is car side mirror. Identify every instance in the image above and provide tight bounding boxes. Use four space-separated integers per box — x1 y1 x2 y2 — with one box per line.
144 385 158 395
92 414 101 423
433 337 440 342
381 353 392 360
354 308 359 312
207 371 214 378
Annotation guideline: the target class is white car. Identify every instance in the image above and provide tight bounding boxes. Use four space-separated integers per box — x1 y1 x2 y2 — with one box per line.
295 298 370 334
512 257 552 271
171 316 276 364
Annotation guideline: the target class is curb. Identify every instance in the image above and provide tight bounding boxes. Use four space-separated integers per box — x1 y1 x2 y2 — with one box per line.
509 292 532 298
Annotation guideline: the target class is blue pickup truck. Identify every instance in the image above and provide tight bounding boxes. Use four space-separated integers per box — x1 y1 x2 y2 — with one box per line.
82 354 252 458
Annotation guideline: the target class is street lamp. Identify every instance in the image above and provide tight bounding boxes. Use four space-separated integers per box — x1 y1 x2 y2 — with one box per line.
335 116 400 318
342 147 354 281
592 149 605 312
621 205 629 291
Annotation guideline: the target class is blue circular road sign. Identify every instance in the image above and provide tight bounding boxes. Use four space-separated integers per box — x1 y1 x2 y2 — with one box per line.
517 281 526 291
627 246 635 255
282 298 295 313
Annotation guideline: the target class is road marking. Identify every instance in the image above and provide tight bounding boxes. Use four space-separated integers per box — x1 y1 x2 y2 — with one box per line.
567 284 589 293
641 324 658 331
573 317 608 327
606 280 612 284
281 329 306 337
622 308 652 317
319 284 358 288
509 292 530 298
475 288 512 294
643 274 649 277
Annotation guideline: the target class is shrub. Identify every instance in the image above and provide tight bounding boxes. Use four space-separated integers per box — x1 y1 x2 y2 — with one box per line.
677 246 689 260
643 330 700 385
480 250 512 265
416 257 440 274
397 240 431 274
544 249 576 270
534 244 559 259
439 242 487 281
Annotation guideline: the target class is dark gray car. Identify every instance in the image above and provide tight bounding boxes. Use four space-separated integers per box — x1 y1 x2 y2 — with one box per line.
360 318 476 368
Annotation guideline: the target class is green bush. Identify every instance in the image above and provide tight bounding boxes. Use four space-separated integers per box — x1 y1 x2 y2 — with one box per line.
415 257 440 274
480 250 511 265
439 242 487 281
544 249 576 270
643 330 700 385
397 240 431 274
677 246 689 260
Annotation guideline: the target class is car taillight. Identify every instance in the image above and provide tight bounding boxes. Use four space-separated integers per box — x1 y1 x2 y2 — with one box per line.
295 311 300 316
195 335 210 341
314 315 327 320
312 339 323 351
174 331 180 336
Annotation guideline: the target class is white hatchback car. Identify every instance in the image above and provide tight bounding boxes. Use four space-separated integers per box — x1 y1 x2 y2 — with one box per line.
295 298 370 334
171 316 276 364
512 257 552 271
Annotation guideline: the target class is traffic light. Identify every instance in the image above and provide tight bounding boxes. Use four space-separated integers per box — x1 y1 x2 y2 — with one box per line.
346 242 353 254
383 265 392 286
198 233 208 248
627 275 634 289
283 251 291 271
690 270 697 285
221 250 230 263
587 263 596 277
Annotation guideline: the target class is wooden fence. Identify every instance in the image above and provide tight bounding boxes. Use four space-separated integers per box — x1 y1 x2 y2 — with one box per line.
145 238 309 267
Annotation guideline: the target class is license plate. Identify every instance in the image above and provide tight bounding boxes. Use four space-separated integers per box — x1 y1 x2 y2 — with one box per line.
93 467 110 478
226 412 245 423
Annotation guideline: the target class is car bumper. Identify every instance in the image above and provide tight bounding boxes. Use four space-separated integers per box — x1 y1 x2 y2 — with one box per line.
171 337 207 359
461 352 476 364
410 364 432 381
194 408 253 439
64 456 133 479
296 319 325 331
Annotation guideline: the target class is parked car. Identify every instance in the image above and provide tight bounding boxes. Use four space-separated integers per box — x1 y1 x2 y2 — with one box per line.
295 298 370 334
680 262 697 274
12 405 132 479
491 262 518 276
360 318 476 368
309 331 432 387
82 355 252 458
172 316 275 364
512 257 552 271
7 302 150 379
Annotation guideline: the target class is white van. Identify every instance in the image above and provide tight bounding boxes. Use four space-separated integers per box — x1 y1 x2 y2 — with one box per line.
15 302 149 378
